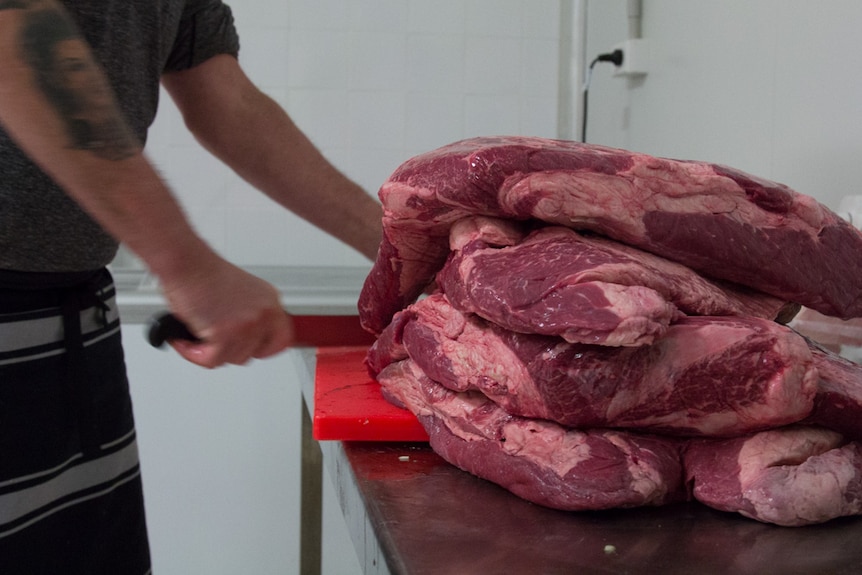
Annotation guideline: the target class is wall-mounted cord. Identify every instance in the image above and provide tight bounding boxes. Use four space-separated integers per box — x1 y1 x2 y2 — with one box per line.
581 49 623 143
628 0 643 40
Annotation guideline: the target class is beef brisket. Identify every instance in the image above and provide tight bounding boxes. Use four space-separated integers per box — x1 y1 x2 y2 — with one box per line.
684 427 862 526
376 358 686 511
438 219 793 346
359 136 862 334
370 293 818 437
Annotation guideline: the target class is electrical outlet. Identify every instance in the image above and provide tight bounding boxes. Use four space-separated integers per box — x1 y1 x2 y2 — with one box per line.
612 38 649 77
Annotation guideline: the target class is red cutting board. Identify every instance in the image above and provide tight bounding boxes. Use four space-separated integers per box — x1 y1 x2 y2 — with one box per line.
313 346 429 442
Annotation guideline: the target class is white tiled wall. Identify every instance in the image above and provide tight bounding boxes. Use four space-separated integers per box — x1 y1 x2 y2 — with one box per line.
144 0 565 269
582 0 862 212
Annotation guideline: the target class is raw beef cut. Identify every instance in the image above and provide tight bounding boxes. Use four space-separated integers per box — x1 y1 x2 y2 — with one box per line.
369 293 818 437
359 136 862 334
684 426 862 526
438 219 794 346
376 358 686 511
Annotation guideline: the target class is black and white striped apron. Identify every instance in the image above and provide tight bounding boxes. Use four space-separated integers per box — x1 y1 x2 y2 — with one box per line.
0 268 151 574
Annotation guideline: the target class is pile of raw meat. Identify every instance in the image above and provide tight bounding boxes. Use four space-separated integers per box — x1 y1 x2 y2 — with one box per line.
359 136 862 527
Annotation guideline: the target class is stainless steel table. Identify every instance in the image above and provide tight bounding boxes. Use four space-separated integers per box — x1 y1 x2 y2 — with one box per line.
320 441 862 575
299 350 862 575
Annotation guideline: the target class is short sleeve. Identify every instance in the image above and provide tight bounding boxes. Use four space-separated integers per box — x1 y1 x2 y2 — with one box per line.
164 0 240 72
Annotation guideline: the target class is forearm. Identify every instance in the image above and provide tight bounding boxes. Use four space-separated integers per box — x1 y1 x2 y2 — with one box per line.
221 94 382 261
162 57 383 261
0 1 216 280
234 96 382 261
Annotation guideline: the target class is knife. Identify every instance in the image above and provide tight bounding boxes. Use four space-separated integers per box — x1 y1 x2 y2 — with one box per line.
146 311 376 349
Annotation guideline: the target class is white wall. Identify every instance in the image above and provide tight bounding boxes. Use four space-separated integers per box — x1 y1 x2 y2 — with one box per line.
582 0 862 211
123 330 302 575
125 326 365 575
144 0 565 269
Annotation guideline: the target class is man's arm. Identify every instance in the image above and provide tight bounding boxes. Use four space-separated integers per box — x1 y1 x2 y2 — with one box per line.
160 54 383 261
0 1 293 367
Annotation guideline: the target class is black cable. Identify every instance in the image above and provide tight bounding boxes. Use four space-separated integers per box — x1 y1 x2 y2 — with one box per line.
581 49 623 143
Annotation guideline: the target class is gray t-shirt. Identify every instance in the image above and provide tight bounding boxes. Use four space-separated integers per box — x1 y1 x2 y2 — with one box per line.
0 0 240 272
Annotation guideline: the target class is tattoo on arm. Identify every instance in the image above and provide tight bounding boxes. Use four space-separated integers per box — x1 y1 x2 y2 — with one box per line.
5 2 140 160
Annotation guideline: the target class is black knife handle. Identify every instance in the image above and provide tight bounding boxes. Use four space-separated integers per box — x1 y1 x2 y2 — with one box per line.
147 312 201 348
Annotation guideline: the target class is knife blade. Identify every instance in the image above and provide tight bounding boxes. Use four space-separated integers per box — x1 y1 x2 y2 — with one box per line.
146 311 376 349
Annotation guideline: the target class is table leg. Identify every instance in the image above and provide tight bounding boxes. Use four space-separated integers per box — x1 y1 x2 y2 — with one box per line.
300 400 323 575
